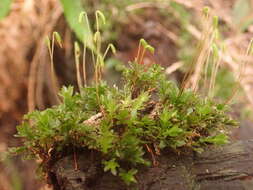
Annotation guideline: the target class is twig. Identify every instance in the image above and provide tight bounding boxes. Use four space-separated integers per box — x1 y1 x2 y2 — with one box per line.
83 113 103 126
145 144 159 167
73 146 78 171
125 2 166 11
165 61 183 75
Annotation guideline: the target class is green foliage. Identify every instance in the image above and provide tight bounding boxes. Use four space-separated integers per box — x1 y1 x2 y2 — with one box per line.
103 159 119 175
0 0 12 20
11 60 236 185
59 0 94 50
119 169 138 185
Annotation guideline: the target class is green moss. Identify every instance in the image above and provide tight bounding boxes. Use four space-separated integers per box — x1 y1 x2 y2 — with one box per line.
10 61 236 185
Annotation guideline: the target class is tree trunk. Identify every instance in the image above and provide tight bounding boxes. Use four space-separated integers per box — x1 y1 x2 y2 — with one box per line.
49 140 253 190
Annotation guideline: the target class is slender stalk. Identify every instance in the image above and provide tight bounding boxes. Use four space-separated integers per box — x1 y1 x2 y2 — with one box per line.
139 48 146 65
82 39 87 86
49 36 60 103
136 41 142 63
74 42 83 91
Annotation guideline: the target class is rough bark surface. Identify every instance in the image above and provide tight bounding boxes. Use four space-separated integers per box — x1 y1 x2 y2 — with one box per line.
50 140 253 190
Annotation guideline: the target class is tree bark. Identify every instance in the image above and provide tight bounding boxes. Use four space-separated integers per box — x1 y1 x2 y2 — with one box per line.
49 140 253 190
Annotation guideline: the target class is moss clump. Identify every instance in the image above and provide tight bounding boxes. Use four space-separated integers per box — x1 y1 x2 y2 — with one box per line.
11 62 236 185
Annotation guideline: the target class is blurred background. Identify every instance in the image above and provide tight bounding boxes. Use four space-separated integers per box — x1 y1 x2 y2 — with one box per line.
1 0 253 189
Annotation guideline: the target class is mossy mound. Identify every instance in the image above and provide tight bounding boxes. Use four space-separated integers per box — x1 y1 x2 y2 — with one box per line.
11 62 236 185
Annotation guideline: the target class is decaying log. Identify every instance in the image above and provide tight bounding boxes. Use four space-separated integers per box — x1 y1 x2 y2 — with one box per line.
49 140 253 190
